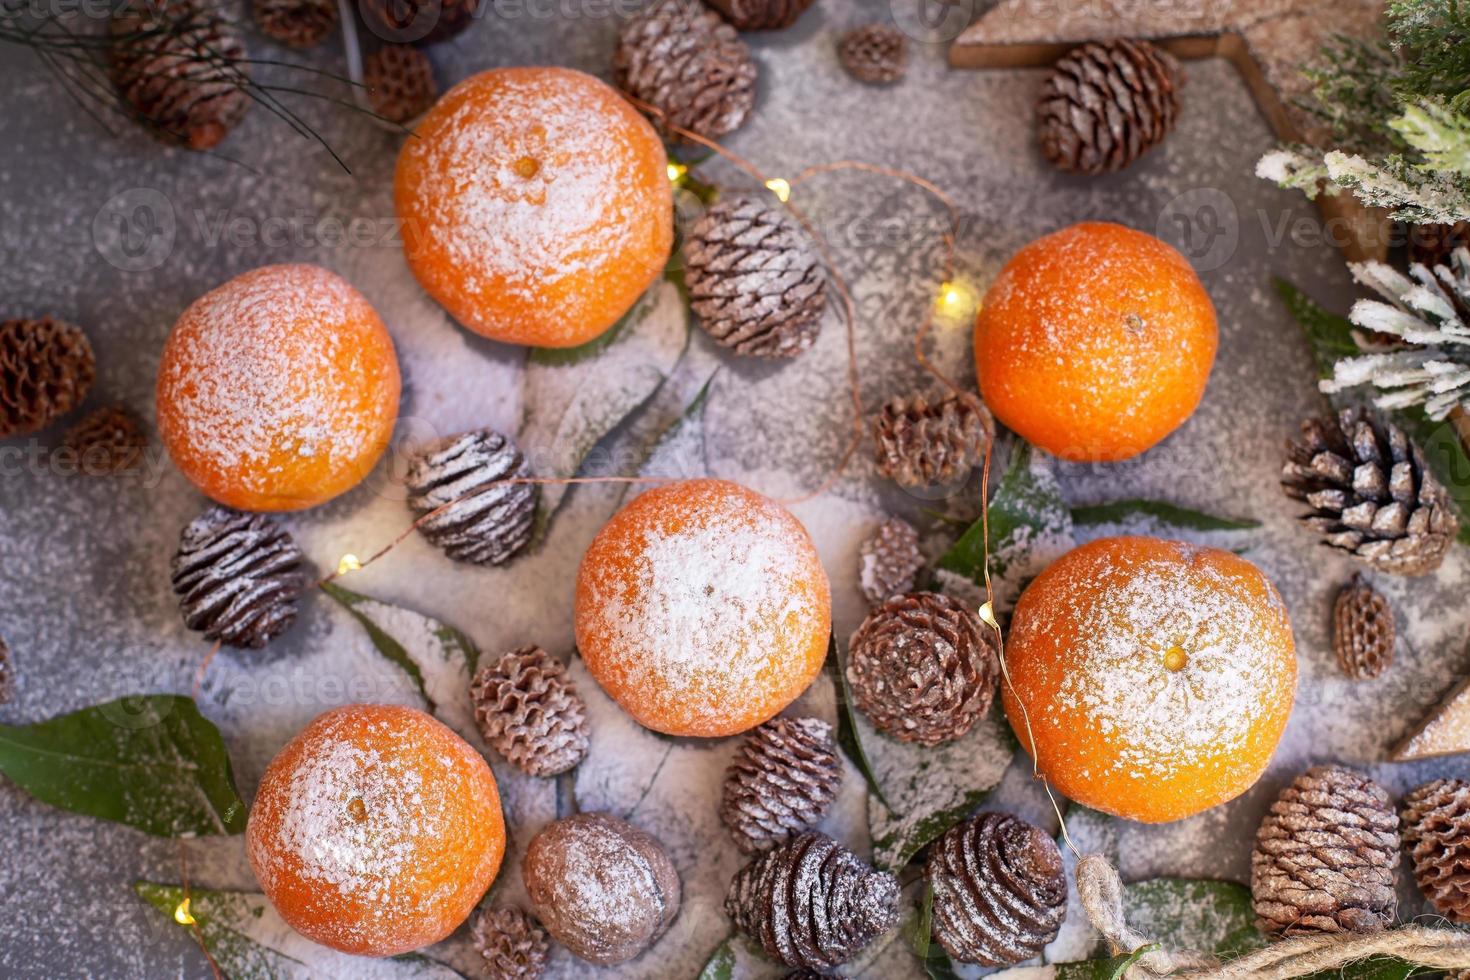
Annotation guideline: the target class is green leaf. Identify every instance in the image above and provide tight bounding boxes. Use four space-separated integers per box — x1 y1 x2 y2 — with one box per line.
1052 945 1161 980
693 936 737 980
1273 277 1359 381
1070 500 1261 533
1395 409 1470 546
824 634 886 805
617 369 717 506
0 695 244 838
135 882 467 978
1123 879 1265 959
906 884 962 980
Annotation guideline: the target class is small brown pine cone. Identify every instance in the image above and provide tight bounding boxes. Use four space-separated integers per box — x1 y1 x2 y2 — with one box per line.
706 0 814 29
0 317 95 439
720 716 843 853
1402 778 1470 923
110 0 251 150
1251 765 1400 935
364 44 438 123
470 906 549 980
925 812 1067 966
726 832 900 971
858 518 923 606
1038 38 1182 175
847 591 999 747
872 391 993 488
1282 408 1459 576
1407 221 1470 269
1333 574 1394 680
62 407 147 475
471 646 589 777
171 507 306 649
362 0 480 44
405 430 537 566
683 196 828 358
837 25 907 85
0 635 13 706
253 0 338 48
614 0 757 141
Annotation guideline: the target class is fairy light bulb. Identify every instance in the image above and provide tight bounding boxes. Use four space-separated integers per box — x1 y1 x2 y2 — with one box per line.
978 601 999 630
765 177 791 203
666 161 688 183
336 553 362 576
173 898 196 926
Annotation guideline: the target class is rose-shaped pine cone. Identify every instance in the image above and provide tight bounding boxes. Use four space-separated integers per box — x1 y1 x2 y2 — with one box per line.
1037 38 1182 175
683 196 828 358
253 0 338 48
614 0 757 141
720 717 843 853
0 317 94 439
1402 778 1470 923
925 812 1067 966
362 0 480 44
847 591 999 746
62 407 146 475
110 0 251 151
470 906 549 980
471 646 589 777
0 634 13 706
1282 408 1459 576
725 832 900 971
1333 574 1394 680
172 507 306 649
1251 765 1400 935
872 391 993 488
838 25 908 85
858 517 923 606
706 0 813 29
405 429 537 567
363 44 438 123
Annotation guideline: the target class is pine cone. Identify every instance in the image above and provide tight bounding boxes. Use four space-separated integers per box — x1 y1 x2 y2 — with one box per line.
1407 221 1470 269
471 646 589 777
872 391 993 488
838 25 907 85
470 906 549 980
706 0 813 29
726 832 900 971
110 0 251 151
171 507 306 649
364 44 438 123
0 634 14 706
1251 765 1400 935
1402 779 1470 924
405 429 537 566
847 591 999 747
1282 408 1459 576
858 518 923 606
253 0 337 48
0 317 94 439
925 812 1067 966
62 407 146 475
614 0 757 141
721 717 843 853
683 196 827 358
1333 574 1394 680
1037 38 1182 175
362 0 479 44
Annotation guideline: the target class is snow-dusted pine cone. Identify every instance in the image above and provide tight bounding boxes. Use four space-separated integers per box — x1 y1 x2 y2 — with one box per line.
471 646 589 777
470 906 549 980
406 429 537 566
726 832 900 971
683 196 828 358
872 391 993 487
362 0 479 44
253 0 338 47
706 0 813 29
0 316 94 439
847 591 999 746
1282 408 1459 576
1251 765 1400 935
1402 778 1470 923
837 24 907 85
63 406 146 475
721 716 843 853
363 44 437 123
1038 38 1182 175
0 634 13 705
614 0 757 141
1333 574 1394 680
1407 220 1470 269
110 0 251 150
858 518 923 606
925 812 1067 966
171 507 306 649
